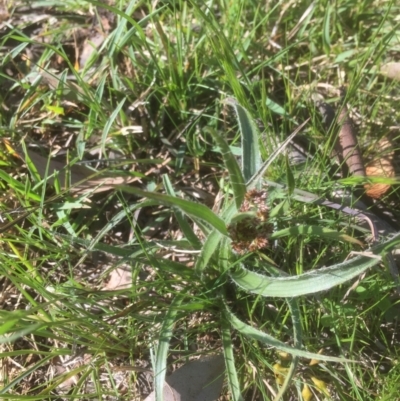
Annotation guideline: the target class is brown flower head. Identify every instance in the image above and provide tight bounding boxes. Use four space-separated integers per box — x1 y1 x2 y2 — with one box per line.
228 188 272 255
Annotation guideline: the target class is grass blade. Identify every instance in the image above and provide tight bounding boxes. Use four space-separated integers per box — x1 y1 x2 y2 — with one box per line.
0 355 53 394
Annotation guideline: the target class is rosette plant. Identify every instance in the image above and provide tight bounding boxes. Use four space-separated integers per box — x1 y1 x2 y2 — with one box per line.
118 99 400 401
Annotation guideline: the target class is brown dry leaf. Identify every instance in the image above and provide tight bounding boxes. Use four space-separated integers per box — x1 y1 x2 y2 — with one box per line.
381 62 400 81
364 138 395 199
0 0 9 22
38 70 85 98
365 159 395 199
51 354 92 392
104 267 132 290
52 359 78 391
79 5 114 69
79 33 106 69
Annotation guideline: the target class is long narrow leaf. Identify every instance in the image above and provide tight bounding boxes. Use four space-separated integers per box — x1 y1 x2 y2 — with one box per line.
155 296 183 401
225 98 261 183
208 127 246 209
195 228 224 275
285 153 295 196
101 98 126 154
188 3 251 106
195 201 237 274
225 307 348 362
270 225 363 246
273 299 301 401
247 118 309 190
231 257 378 298
56 233 195 278
221 316 244 401
162 175 203 249
117 186 228 236
322 4 331 54
231 230 400 297
0 355 53 394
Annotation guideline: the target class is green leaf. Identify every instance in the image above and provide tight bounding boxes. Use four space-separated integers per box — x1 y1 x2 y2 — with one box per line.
207 127 246 209
231 230 400 297
195 201 237 274
275 298 302 400
195 227 225 275
187 2 250 106
269 199 287 219
230 211 258 224
285 154 295 196
56 233 195 278
273 298 301 400
231 255 379 298
266 97 288 116
101 98 126 154
270 225 363 246
335 49 356 63
162 175 203 249
322 5 331 54
154 296 183 401
0 319 18 335
0 355 53 394
224 306 349 362
224 98 261 183
117 186 228 236
45 105 64 115
221 317 244 401
247 119 309 190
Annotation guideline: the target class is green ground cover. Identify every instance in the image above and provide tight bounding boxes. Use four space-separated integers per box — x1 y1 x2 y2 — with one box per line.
1 0 400 400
